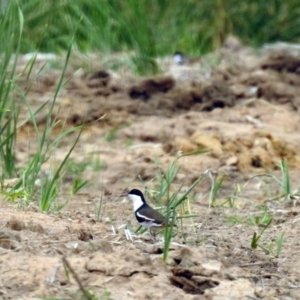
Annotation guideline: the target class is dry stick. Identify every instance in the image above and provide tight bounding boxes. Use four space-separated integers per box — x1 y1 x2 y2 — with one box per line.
62 256 93 300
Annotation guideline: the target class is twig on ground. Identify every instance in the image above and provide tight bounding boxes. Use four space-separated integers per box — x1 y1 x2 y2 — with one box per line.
62 256 93 300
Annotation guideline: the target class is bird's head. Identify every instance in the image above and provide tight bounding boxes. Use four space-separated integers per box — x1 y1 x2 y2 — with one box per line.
126 189 146 211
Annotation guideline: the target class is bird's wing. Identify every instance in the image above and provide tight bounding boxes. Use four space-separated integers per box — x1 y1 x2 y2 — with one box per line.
137 207 167 224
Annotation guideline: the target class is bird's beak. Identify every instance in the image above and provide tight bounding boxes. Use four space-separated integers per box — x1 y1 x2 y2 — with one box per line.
120 193 128 198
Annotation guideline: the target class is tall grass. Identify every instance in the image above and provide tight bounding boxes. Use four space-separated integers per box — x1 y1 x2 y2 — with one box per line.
0 1 85 211
0 2 23 180
230 0 300 46
1 0 299 74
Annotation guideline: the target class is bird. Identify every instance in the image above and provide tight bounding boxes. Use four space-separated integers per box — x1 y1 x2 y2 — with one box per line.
173 51 201 65
173 51 186 65
124 189 172 236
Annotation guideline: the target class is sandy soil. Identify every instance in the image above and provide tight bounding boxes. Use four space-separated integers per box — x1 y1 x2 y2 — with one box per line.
1 39 300 299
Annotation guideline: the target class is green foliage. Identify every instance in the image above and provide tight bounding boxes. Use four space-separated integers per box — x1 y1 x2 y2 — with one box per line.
14 36 83 211
250 217 285 258
230 0 300 46
0 187 29 206
0 2 23 180
0 1 299 75
138 150 208 262
242 159 299 205
72 178 91 196
226 214 244 225
279 159 291 197
250 218 273 250
267 159 300 204
0 2 86 212
104 129 118 142
68 160 90 175
224 184 241 208
263 232 285 258
67 157 106 174
209 173 226 207
95 181 105 222
247 209 273 226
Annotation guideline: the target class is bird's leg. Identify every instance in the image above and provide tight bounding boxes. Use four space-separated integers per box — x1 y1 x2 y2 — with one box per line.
149 228 155 237
149 228 157 242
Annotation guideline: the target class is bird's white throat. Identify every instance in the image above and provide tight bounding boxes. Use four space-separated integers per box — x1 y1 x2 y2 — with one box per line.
128 194 144 212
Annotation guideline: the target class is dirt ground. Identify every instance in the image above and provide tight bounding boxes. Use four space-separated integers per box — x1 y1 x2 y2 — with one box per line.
1 38 300 299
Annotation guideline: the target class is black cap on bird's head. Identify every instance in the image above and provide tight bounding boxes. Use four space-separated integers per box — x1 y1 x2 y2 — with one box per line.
128 189 144 197
174 51 183 56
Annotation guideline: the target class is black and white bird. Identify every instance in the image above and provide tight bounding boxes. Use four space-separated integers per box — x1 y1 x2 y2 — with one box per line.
124 189 170 235
173 51 200 65
173 51 187 65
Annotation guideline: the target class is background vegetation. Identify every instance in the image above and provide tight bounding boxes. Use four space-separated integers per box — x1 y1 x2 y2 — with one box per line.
3 0 300 56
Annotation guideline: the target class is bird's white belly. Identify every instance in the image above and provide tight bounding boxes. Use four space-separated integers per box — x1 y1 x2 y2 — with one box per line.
140 221 163 229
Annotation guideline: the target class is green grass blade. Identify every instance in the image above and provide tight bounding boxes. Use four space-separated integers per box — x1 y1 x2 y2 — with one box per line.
280 159 291 196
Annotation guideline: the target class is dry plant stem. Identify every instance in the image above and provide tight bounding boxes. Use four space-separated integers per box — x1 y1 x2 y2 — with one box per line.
62 256 93 300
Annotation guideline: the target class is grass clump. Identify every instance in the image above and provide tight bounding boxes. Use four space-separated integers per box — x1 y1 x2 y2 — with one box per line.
0 2 24 180
138 150 208 262
250 217 285 258
0 3 87 212
250 218 273 250
14 33 83 211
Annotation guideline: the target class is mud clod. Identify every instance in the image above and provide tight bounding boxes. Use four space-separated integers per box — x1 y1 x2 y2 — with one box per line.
7 217 26 231
129 76 175 100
